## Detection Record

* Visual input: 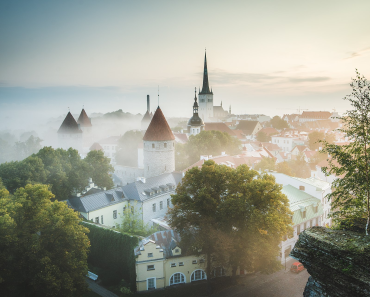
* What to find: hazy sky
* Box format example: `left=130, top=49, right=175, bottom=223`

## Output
left=1, top=0, right=370, bottom=129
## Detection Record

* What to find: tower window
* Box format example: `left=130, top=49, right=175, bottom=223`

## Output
left=164, top=143, right=167, bottom=148
left=152, top=143, right=155, bottom=148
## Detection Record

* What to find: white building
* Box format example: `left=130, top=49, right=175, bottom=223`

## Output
left=271, top=135, right=304, bottom=152
left=98, top=136, right=120, bottom=164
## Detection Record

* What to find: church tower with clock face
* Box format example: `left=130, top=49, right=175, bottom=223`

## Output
left=198, top=51, right=214, bottom=122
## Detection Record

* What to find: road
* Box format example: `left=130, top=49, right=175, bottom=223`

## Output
left=213, top=259, right=309, bottom=297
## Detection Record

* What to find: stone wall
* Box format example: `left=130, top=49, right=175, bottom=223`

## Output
left=290, top=227, right=370, bottom=297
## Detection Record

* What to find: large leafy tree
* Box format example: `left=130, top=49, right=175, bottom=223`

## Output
left=84, top=150, right=114, bottom=190
left=0, top=183, right=90, bottom=296
left=176, top=130, right=241, bottom=170
left=255, top=156, right=276, bottom=172
left=321, top=71, right=370, bottom=234
left=270, top=116, right=289, bottom=130
left=169, top=161, right=292, bottom=291
left=308, top=131, right=335, bottom=150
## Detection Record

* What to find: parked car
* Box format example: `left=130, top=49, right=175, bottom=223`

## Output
left=290, top=262, right=305, bottom=273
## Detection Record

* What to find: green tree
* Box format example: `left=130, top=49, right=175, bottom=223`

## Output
left=84, top=150, right=114, bottom=190
left=115, top=130, right=143, bottom=167
left=169, top=161, right=292, bottom=292
left=117, top=202, right=158, bottom=237
left=0, top=183, right=90, bottom=296
left=256, top=131, right=270, bottom=142
left=270, top=116, right=289, bottom=130
left=255, top=156, right=276, bottom=172
left=308, top=131, right=335, bottom=150
left=287, top=153, right=311, bottom=178
left=185, top=130, right=241, bottom=166
left=321, top=71, right=370, bottom=234
left=276, top=161, right=293, bottom=176
left=175, top=142, right=189, bottom=171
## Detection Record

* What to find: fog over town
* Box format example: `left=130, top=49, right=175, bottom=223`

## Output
left=1, top=1, right=370, bottom=297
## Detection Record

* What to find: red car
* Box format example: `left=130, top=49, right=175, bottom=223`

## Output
left=290, top=262, right=305, bottom=273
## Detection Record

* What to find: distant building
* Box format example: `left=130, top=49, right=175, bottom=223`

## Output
left=57, top=111, right=83, bottom=152
left=299, top=111, right=332, bottom=123
left=187, top=88, right=204, bottom=136
left=236, top=120, right=263, bottom=139
left=141, top=95, right=153, bottom=131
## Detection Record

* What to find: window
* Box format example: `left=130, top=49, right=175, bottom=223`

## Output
left=101, top=215, right=104, bottom=224
left=167, top=198, right=170, bottom=207
left=164, top=143, right=167, bottom=148
left=170, top=273, right=185, bottom=285
left=152, top=203, right=156, bottom=212
left=148, top=253, right=153, bottom=258
left=95, top=217, right=99, bottom=224
left=304, top=222, right=307, bottom=230
left=213, top=267, right=225, bottom=277
left=314, top=205, right=318, bottom=213
left=175, top=248, right=179, bottom=253
left=297, top=225, right=301, bottom=235
left=113, top=210, right=117, bottom=219
left=147, top=278, right=156, bottom=290
left=152, top=143, right=155, bottom=148
left=299, top=185, right=305, bottom=191
left=191, top=270, right=206, bottom=282
left=147, top=265, right=155, bottom=271
left=199, top=259, right=205, bottom=263
left=192, top=260, right=197, bottom=264
left=179, top=262, right=184, bottom=266
left=160, top=201, right=163, bottom=210
left=171, top=263, right=176, bottom=267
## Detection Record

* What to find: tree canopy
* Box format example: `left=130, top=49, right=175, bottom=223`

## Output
left=0, top=183, right=90, bottom=296
left=0, top=147, right=113, bottom=200
left=169, top=161, right=292, bottom=290
left=270, top=116, right=289, bottom=130
left=321, top=71, right=370, bottom=234
left=175, top=130, right=241, bottom=170
left=255, top=156, right=276, bottom=172
left=308, top=131, right=335, bottom=150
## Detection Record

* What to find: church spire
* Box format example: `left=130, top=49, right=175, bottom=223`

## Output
left=200, top=51, right=212, bottom=95
left=193, top=87, right=199, bottom=115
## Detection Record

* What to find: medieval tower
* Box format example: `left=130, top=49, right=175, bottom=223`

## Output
left=198, top=51, right=213, bottom=122
left=142, top=107, right=175, bottom=178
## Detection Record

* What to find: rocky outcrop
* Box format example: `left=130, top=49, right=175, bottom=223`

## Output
left=290, top=227, right=370, bottom=297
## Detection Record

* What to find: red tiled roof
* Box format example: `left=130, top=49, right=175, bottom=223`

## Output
left=58, top=112, right=82, bottom=134
left=89, top=142, right=103, bottom=151
left=143, top=107, right=175, bottom=141
left=301, top=111, right=332, bottom=119
left=205, top=122, right=236, bottom=136
left=77, top=109, right=92, bottom=127
left=174, top=133, right=189, bottom=144
left=259, top=127, right=279, bottom=136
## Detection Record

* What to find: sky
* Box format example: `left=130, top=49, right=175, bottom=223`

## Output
left=1, top=0, right=370, bottom=129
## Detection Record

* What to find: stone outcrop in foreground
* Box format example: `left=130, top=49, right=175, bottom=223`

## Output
left=290, top=227, right=370, bottom=297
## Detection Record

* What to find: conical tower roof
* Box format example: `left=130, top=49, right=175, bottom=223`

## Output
left=199, top=51, right=212, bottom=95
left=143, top=107, right=175, bottom=141
left=58, top=112, right=82, bottom=134
left=141, top=110, right=152, bottom=122
left=77, top=109, right=92, bottom=127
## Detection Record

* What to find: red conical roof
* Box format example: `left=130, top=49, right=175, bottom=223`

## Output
left=77, top=109, right=92, bottom=127
left=143, top=107, right=175, bottom=141
left=58, top=112, right=82, bottom=134
left=89, top=142, right=103, bottom=151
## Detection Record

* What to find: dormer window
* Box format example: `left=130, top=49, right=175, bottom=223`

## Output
left=171, top=263, right=176, bottom=267
left=148, top=253, right=153, bottom=258
left=192, top=260, right=197, bottom=264
left=175, top=248, right=179, bottom=253
left=302, top=211, right=306, bottom=219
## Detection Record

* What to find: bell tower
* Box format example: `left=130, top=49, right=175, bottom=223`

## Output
left=198, top=51, right=213, bottom=122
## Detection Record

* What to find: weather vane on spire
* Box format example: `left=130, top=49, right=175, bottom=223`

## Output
left=157, top=85, right=159, bottom=107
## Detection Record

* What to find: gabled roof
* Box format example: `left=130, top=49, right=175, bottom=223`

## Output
left=292, top=145, right=309, bottom=153
left=77, top=109, right=92, bottom=127
left=58, top=112, right=82, bottom=134
left=236, top=120, right=260, bottom=135
left=205, top=122, right=236, bottom=137
left=89, top=142, right=103, bottom=151
left=281, top=185, right=321, bottom=212
left=259, top=127, right=279, bottom=136
left=293, top=177, right=331, bottom=191
left=143, top=107, right=175, bottom=141
left=174, top=133, right=189, bottom=144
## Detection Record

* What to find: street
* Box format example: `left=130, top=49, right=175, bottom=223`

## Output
left=213, top=259, right=309, bottom=297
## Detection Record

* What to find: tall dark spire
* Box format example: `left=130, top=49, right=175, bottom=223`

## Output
left=200, top=51, right=212, bottom=95
left=193, top=87, right=198, bottom=115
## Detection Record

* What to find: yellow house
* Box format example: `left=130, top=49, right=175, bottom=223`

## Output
left=134, top=230, right=240, bottom=292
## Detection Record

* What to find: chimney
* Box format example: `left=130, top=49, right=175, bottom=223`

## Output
left=147, top=95, right=150, bottom=112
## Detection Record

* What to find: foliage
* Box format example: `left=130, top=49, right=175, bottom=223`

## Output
left=255, top=156, right=276, bottom=172
left=0, top=147, right=113, bottom=200
left=270, top=116, right=289, bottom=130
left=256, top=131, right=270, bottom=142
left=276, top=161, right=293, bottom=176
left=176, top=130, right=241, bottom=170
left=116, top=130, right=143, bottom=167
left=287, top=153, right=311, bottom=178
left=321, top=71, right=370, bottom=235
left=116, top=201, right=158, bottom=237
left=308, top=131, right=335, bottom=150
left=169, top=160, right=292, bottom=291
left=0, top=183, right=90, bottom=296
left=82, top=222, right=138, bottom=291
left=0, top=133, right=42, bottom=163
left=84, top=150, right=114, bottom=189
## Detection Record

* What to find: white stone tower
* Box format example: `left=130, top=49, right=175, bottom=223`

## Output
left=198, top=51, right=213, bottom=122
left=142, top=107, right=175, bottom=178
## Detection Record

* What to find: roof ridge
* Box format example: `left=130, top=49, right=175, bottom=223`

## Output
left=143, top=107, right=175, bottom=141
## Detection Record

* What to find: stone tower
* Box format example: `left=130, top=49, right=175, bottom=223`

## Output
left=142, top=107, right=175, bottom=178
left=198, top=51, right=213, bottom=122
left=187, top=87, right=204, bottom=136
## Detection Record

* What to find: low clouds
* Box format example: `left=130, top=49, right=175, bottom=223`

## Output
left=343, top=47, right=370, bottom=60
left=205, top=69, right=330, bottom=86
